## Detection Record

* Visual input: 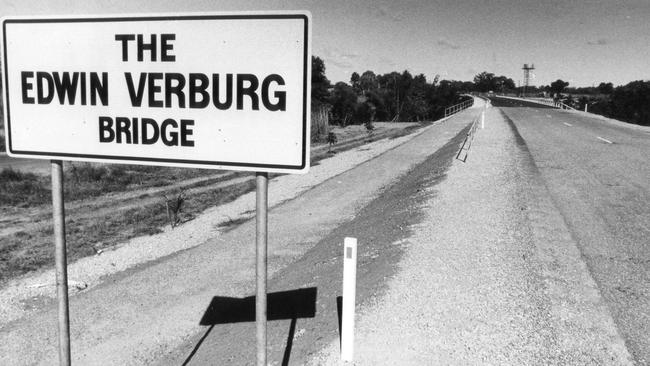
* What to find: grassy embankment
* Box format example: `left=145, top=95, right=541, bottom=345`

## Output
left=0, top=164, right=254, bottom=282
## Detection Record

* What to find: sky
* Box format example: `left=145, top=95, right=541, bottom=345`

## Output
left=2, top=0, right=649, bottom=87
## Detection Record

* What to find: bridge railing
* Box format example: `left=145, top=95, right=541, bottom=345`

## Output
left=557, top=101, right=576, bottom=110
left=456, top=102, right=487, bottom=162
left=525, top=97, right=556, bottom=107
left=493, top=95, right=576, bottom=110
left=444, top=98, right=474, bottom=117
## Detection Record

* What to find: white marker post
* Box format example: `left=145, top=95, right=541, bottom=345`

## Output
left=341, top=237, right=358, bottom=361
left=481, top=110, right=485, bottom=129
left=597, top=136, right=614, bottom=144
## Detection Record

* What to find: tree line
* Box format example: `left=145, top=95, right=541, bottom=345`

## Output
left=312, top=56, right=476, bottom=125
left=534, top=78, right=650, bottom=126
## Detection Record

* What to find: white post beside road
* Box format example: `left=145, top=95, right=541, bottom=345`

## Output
left=481, top=110, right=485, bottom=129
left=341, top=237, right=358, bottom=361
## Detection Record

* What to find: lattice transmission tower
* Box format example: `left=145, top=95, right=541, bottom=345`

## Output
left=522, top=63, right=535, bottom=97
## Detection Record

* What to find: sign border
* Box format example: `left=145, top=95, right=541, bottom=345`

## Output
left=1, top=12, right=311, bottom=173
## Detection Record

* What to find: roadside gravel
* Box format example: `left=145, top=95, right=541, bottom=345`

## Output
left=310, top=106, right=633, bottom=364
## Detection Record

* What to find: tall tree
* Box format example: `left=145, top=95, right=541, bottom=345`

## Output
left=609, top=80, right=650, bottom=126
left=350, top=72, right=361, bottom=94
left=494, top=76, right=515, bottom=92
left=550, top=79, right=570, bottom=94
left=329, top=82, right=357, bottom=126
left=402, top=73, right=428, bottom=121
left=359, top=70, right=378, bottom=94
left=597, top=82, right=614, bottom=95
left=473, top=72, right=496, bottom=92
left=472, top=72, right=515, bottom=93
left=311, top=56, right=331, bottom=103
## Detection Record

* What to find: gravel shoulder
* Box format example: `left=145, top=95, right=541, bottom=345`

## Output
left=310, top=106, right=633, bottom=365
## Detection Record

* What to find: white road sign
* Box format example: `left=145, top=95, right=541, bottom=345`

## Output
left=1, top=12, right=311, bottom=173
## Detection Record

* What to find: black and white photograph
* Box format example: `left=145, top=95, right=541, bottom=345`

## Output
left=0, top=1, right=649, bottom=365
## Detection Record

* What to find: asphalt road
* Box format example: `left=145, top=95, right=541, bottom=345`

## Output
left=490, top=96, right=650, bottom=365
left=2, top=98, right=647, bottom=364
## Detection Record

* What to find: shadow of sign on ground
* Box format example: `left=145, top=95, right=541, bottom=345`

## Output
left=183, top=287, right=317, bottom=366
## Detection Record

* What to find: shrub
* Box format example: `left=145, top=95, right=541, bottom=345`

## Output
left=609, top=80, right=650, bottom=126
left=163, top=190, right=186, bottom=228
left=69, top=163, right=109, bottom=183
left=365, top=120, right=375, bottom=132
left=326, top=132, right=337, bottom=152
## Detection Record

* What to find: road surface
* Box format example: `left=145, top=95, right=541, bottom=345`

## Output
left=309, top=98, right=632, bottom=365
left=2, top=97, right=648, bottom=365
left=490, top=96, right=650, bottom=364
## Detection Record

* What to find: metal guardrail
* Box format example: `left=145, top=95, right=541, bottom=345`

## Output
left=524, top=97, right=556, bottom=107
left=494, top=95, right=576, bottom=110
left=444, top=98, right=474, bottom=117
left=455, top=107, right=484, bottom=163
left=557, top=101, right=576, bottom=110
left=538, top=99, right=576, bottom=110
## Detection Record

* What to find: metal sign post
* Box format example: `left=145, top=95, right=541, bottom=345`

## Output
left=255, top=172, right=269, bottom=366
left=51, top=160, right=71, bottom=366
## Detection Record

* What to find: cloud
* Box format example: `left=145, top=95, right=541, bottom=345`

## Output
left=321, top=47, right=361, bottom=69
left=587, top=38, right=608, bottom=46
left=375, top=5, right=405, bottom=22
left=379, top=57, right=397, bottom=67
left=340, top=51, right=361, bottom=59
left=327, top=58, right=354, bottom=69
left=437, top=38, right=461, bottom=50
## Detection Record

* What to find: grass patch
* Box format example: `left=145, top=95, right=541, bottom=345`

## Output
left=0, top=232, right=53, bottom=282
left=0, top=177, right=258, bottom=284
left=0, top=163, right=221, bottom=208
left=0, top=167, right=50, bottom=207
left=65, top=163, right=216, bottom=201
